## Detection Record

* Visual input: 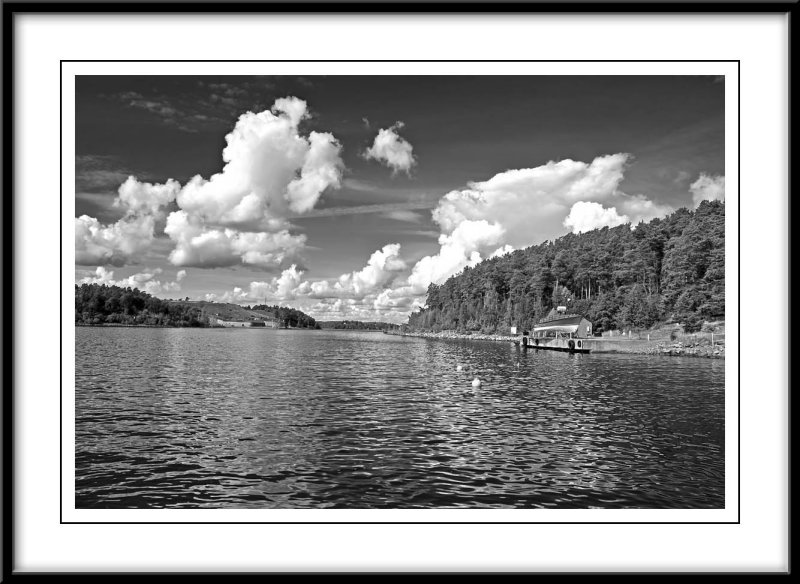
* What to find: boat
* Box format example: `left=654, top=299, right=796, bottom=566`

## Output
left=520, top=307, right=593, bottom=353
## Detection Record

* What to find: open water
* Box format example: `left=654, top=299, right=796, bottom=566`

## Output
left=75, top=327, right=725, bottom=509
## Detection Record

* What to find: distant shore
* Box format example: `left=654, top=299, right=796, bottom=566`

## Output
left=76, top=323, right=175, bottom=328
left=76, top=323, right=314, bottom=330
left=387, top=330, right=725, bottom=359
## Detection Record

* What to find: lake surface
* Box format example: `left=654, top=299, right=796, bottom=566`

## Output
left=75, top=327, right=725, bottom=509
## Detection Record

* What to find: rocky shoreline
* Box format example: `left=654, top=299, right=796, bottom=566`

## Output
left=641, top=340, right=725, bottom=359
left=388, top=330, right=518, bottom=343
left=387, top=330, right=724, bottom=359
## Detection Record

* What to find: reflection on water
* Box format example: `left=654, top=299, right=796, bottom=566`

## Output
left=75, top=328, right=724, bottom=508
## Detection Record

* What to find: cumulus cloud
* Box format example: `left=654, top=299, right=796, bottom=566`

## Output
left=75, top=175, right=182, bottom=266
left=115, top=176, right=181, bottom=215
left=77, top=97, right=344, bottom=270
left=371, top=154, right=676, bottom=311
left=273, top=264, right=306, bottom=300
left=78, top=266, right=187, bottom=296
left=690, top=174, right=725, bottom=207
left=201, top=244, right=412, bottom=323
left=200, top=153, right=682, bottom=322
left=490, top=244, right=515, bottom=258
left=405, top=154, right=651, bottom=292
left=214, top=243, right=409, bottom=306
left=290, top=244, right=407, bottom=302
left=563, top=201, right=629, bottom=234
left=75, top=213, right=157, bottom=266
left=405, top=220, right=505, bottom=293
left=618, top=194, right=674, bottom=226
left=307, top=295, right=421, bottom=324
left=164, top=210, right=307, bottom=268
left=431, top=154, right=631, bottom=241
left=339, top=243, right=407, bottom=297
left=164, top=97, right=343, bottom=268
left=204, top=287, right=250, bottom=304
left=363, top=122, right=416, bottom=175
left=287, top=131, right=346, bottom=214
left=175, top=97, right=342, bottom=226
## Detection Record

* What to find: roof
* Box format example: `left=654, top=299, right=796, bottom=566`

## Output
left=535, top=314, right=585, bottom=327
left=533, top=314, right=591, bottom=334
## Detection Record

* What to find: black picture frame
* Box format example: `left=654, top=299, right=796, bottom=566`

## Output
left=3, top=1, right=793, bottom=576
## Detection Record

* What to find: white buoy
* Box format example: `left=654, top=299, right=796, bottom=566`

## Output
left=472, top=377, right=482, bottom=387
left=456, top=364, right=463, bottom=372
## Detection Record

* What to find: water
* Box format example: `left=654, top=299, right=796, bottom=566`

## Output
left=75, top=327, right=725, bottom=509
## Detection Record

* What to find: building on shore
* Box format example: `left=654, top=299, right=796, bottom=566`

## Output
left=214, top=317, right=277, bottom=328
left=532, top=308, right=593, bottom=339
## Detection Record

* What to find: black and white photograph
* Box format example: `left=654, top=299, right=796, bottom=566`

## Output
left=6, top=7, right=789, bottom=575
left=71, top=72, right=729, bottom=512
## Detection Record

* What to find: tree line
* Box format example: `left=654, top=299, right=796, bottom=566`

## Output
left=408, top=200, right=724, bottom=334
left=248, top=304, right=318, bottom=329
left=75, top=285, right=321, bottom=329
left=316, top=320, right=397, bottom=330
left=75, top=284, right=206, bottom=327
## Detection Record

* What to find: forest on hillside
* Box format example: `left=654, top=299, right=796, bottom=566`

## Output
left=248, top=304, right=318, bottom=329
left=74, top=287, right=320, bottom=328
left=407, top=200, right=725, bottom=334
left=317, top=320, right=396, bottom=330
left=75, top=284, right=206, bottom=326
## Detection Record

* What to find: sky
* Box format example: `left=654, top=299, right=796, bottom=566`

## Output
left=74, top=75, right=725, bottom=323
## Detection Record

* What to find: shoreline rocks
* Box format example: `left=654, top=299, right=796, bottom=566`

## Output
left=389, top=330, right=725, bottom=359
left=646, top=340, right=725, bottom=359
left=390, top=330, right=519, bottom=343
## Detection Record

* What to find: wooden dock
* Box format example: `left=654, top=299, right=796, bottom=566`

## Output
left=522, top=336, right=665, bottom=354
left=522, top=337, right=591, bottom=353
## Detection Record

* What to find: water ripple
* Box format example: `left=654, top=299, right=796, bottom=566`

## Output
left=75, top=328, right=724, bottom=509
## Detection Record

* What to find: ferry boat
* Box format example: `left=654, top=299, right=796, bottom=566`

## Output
left=521, top=307, right=593, bottom=353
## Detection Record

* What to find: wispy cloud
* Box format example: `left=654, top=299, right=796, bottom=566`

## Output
left=108, top=78, right=282, bottom=132
left=75, top=155, right=156, bottom=222
left=293, top=201, right=435, bottom=219
left=341, top=178, right=376, bottom=193
left=75, top=155, right=137, bottom=192
left=119, top=91, right=179, bottom=117
left=380, top=210, right=423, bottom=223
left=673, top=170, right=692, bottom=185
left=636, top=116, right=724, bottom=159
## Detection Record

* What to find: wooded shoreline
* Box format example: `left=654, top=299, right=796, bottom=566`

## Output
left=408, top=201, right=724, bottom=336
